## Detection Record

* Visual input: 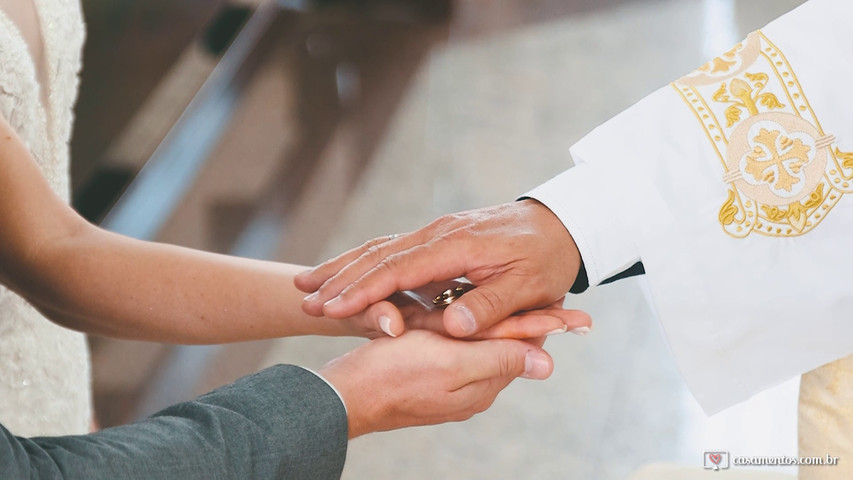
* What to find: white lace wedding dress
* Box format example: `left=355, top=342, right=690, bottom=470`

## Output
left=0, top=0, right=91, bottom=436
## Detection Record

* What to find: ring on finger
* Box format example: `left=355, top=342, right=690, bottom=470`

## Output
left=433, top=284, right=474, bottom=309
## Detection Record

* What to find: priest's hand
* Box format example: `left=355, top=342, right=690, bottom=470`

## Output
left=296, top=200, right=583, bottom=337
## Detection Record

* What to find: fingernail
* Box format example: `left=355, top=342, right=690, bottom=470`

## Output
left=305, top=292, right=319, bottom=303
left=324, top=297, right=342, bottom=310
left=523, top=351, right=550, bottom=379
left=546, top=326, right=568, bottom=336
left=378, top=315, right=396, bottom=337
left=450, top=305, right=477, bottom=335
left=569, top=326, right=591, bottom=336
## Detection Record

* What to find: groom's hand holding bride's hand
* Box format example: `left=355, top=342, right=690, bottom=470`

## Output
left=306, top=201, right=590, bottom=437
left=319, top=330, right=554, bottom=438
left=297, top=199, right=584, bottom=338
left=321, top=274, right=585, bottom=438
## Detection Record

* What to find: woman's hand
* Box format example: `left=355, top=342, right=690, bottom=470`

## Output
left=349, top=281, right=591, bottom=339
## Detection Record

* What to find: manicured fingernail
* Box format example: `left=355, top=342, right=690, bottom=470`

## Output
left=523, top=351, right=550, bottom=379
left=569, top=326, right=591, bottom=336
left=450, top=305, right=477, bottom=335
left=324, top=297, right=342, bottom=310
left=378, top=315, right=396, bottom=337
left=546, top=326, right=568, bottom=336
left=305, top=292, right=319, bottom=303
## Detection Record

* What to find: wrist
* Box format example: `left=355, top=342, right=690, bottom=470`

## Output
left=522, top=163, right=640, bottom=286
left=319, top=357, right=375, bottom=439
left=518, top=198, right=583, bottom=292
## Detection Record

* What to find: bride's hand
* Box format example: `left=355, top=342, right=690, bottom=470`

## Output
left=351, top=280, right=591, bottom=340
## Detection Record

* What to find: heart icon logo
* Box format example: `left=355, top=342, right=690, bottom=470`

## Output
left=709, top=453, right=722, bottom=465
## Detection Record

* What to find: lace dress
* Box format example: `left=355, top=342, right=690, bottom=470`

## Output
left=0, top=0, right=91, bottom=436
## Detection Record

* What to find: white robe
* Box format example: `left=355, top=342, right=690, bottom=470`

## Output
left=527, top=0, right=853, bottom=415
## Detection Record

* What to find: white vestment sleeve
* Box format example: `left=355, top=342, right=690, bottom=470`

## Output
left=527, top=0, right=853, bottom=413
left=525, top=163, right=641, bottom=287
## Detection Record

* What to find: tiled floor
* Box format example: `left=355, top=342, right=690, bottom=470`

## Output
left=255, top=0, right=807, bottom=478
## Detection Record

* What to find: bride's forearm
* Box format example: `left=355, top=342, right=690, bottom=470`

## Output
left=30, top=225, right=357, bottom=343
left=1, top=115, right=355, bottom=343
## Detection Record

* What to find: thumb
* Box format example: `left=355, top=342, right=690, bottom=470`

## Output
left=443, top=275, right=533, bottom=337
left=464, top=339, right=554, bottom=381
left=363, top=301, right=405, bottom=337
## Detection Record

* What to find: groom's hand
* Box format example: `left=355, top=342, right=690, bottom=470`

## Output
left=296, top=200, right=582, bottom=337
left=320, top=330, right=554, bottom=438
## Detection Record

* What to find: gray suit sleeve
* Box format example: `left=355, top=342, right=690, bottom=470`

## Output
left=0, top=365, right=348, bottom=480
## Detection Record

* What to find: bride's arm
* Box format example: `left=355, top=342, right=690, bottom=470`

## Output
left=0, top=115, right=588, bottom=343
left=0, top=115, right=379, bottom=343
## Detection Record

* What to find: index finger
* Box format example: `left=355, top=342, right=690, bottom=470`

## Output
left=294, top=233, right=406, bottom=293
left=320, top=239, right=475, bottom=318
left=298, top=233, right=427, bottom=317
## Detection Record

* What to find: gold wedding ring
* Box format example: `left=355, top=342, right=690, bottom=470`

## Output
left=433, top=285, right=472, bottom=309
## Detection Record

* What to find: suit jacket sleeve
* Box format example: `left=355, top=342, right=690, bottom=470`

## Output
left=525, top=0, right=853, bottom=413
left=0, top=365, right=348, bottom=480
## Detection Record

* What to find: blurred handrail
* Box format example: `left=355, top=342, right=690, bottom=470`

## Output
left=101, top=1, right=281, bottom=241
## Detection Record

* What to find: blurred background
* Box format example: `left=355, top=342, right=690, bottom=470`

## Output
left=75, top=0, right=806, bottom=478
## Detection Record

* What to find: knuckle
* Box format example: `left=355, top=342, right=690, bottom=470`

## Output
left=363, top=244, right=384, bottom=263
left=371, top=257, right=395, bottom=278
left=426, top=211, right=469, bottom=233
left=473, top=286, right=504, bottom=317
left=443, top=227, right=466, bottom=243
left=382, top=252, right=404, bottom=269
left=445, top=212, right=468, bottom=225
left=445, top=397, right=477, bottom=421
left=426, top=231, right=453, bottom=249
left=361, top=236, right=388, bottom=250
left=438, top=211, right=463, bottom=225
left=457, top=410, right=476, bottom=422
left=371, top=252, right=406, bottom=281
left=498, top=350, right=518, bottom=377
left=473, top=396, right=497, bottom=414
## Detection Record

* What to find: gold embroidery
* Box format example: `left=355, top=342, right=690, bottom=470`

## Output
left=713, top=74, right=785, bottom=126
left=758, top=184, right=825, bottom=233
left=680, top=32, right=762, bottom=87
left=719, top=189, right=738, bottom=225
left=701, top=55, right=737, bottom=75
left=837, top=147, right=853, bottom=169
left=744, top=128, right=810, bottom=192
left=673, top=30, right=853, bottom=238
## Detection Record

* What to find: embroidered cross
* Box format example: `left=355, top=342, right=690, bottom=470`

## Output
left=743, top=128, right=811, bottom=192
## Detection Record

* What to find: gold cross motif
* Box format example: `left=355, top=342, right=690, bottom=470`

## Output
left=743, top=128, right=811, bottom=192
